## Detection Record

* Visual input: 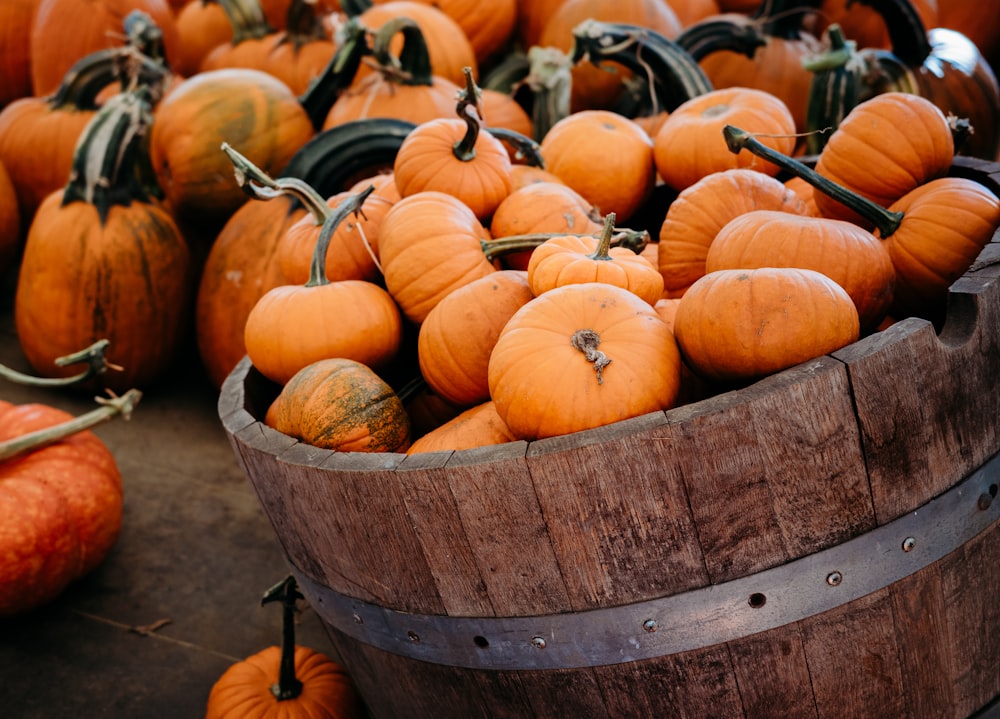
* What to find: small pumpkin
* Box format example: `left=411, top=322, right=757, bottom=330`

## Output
left=205, top=575, right=364, bottom=719
left=0, top=390, right=138, bottom=616
left=527, top=213, right=663, bottom=305
left=488, top=281, right=682, bottom=440
left=265, top=358, right=411, bottom=453
left=241, top=182, right=403, bottom=386
left=673, top=267, right=861, bottom=384
left=406, top=401, right=518, bottom=454
left=417, top=269, right=533, bottom=408
left=653, top=86, right=797, bottom=192
left=393, top=68, right=514, bottom=221
left=657, top=168, right=811, bottom=298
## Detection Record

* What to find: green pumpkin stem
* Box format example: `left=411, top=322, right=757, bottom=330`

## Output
left=49, top=45, right=167, bottom=111
left=261, top=576, right=305, bottom=702
left=588, top=213, right=618, bottom=261
left=216, top=0, right=274, bottom=44
left=0, top=340, right=122, bottom=388
left=282, top=0, right=327, bottom=50
left=675, top=18, right=768, bottom=62
left=0, top=389, right=142, bottom=463
left=221, top=142, right=331, bottom=221
left=369, top=17, right=434, bottom=86
left=722, top=124, right=904, bottom=237
left=298, top=16, right=370, bottom=130
left=481, top=226, right=649, bottom=263
left=306, top=184, right=376, bottom=288
left=486, top=126, right=545, bottom=167
left=453, top=67, right=483, bottom=162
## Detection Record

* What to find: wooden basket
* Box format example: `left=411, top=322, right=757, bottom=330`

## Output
left=219, top=158, right=1000, bottom=719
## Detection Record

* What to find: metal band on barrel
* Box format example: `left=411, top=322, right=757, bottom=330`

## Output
left=293, top=452, right=1000, bottom=671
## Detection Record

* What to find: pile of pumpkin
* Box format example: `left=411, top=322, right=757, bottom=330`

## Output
left=1, top=0, right=1000, bottom=446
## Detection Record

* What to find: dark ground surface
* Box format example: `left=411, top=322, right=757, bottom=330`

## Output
left=0, top=267, right=334, bottom=718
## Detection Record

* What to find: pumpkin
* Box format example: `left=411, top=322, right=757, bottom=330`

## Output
left=816, top=0, right=938, bottom=50
left=406, top=401, right=518, bottom=454
left=29, top=0, right=181, bottom=96
left=724, top=123, right=1000, bottom=322
left=173, top=0, right=234, bottom=77
left=0, top=158, right=21, bottom=277
left=0, top=0, right=39, bottom=109
left=527, top=213, right=664, bottom=305
left=0, top=391, right=138, bottom=616
left=538, top=0, right=683, bottom=112
left=354, top=1, right=477, bottom=88
left=488, top=282, right=682, bottom=440
left=241, top=182, right=404, bottom=386
left=653, top=87, right=797, bottom=192
left=377, top=190, right=498, bottom=324
left=852, top=0, right=1000, bottom=161
left=417, top=270, right=533, bottom=408
left=14, top=90, right=192, bottom=393
left=265, top=358, right=411, bottom=452
left=705, top=210, right=896, bottom=330
left=937, top=1, right=1000, bottom=71
left=812, top=92, right=955, bottom=226
left=393, top=68, right=514, bottom=221
left=692, top=0, right=824, bottom=132
left=322, top=18, right=462, bottom=131
left=540, top=110, right=656, bottom=221
left=674, top=267, right=861, bottom=383
left=657, top=168, right=811, bottom=298
left=200, top=0, right=337, bottom=95
left=149, top=67, right=314, bottom=230
left=205, top=575, right=364, bottom=719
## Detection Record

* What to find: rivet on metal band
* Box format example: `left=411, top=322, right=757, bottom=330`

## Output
left=292, top=452, right=1000, bottom=672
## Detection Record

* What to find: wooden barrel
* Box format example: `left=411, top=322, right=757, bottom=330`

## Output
left=219, top=158, right=1000, bottom=719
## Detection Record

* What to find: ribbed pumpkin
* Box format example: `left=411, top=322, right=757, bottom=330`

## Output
left=657, top=168, right=811, bottom=298
left=674, top=267, right=861, bottom=384
left=205, top=576, right=364, bottom=719
left=149, top=68, right=314, bottom=229
left=527, top=214, right=664, bottom=305
left=243, top=186, right=404, bottom=386
left=488, top=282, right=682, bottom=440
left=265, top=358, right=411, bottom=452
left=393, top=69, right=514, bottom=221
left=417, top=270, right=533, bottom=408
left=172, top=0, right=234, bottom=77
left=0, top=396, right=132, bottom=617
left=14, top=91, right=191, bottom=392
left=705, top=210, right=896, bottom=330
left=812, top=92, right=955, bottom=226
left=377, top=190, right=498, bottom=324
left=653, top=87, right=797, bottom=192
left=406, top=401, right=518, bottom=454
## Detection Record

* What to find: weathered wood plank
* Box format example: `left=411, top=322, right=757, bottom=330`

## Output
left=663, top=357, right=874, bottom=583
left=728, top=625, right=817, bottom=718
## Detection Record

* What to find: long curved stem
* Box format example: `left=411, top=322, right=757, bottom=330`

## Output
left=722, top=124, right=904, bottom=237
left=306, top=185, right=375, bottom=288
left=0, top=340, right=122, bottom=387
left=481, top=226, right=649, bottom=263
left=221, top=142, right=330, bottom=222
left=0, top=389, right=142, bottom=463
left=453, top=67, right=482, bottom=162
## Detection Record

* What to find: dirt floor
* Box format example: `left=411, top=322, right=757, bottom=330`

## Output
left=0, top=268, right=335, bottom=718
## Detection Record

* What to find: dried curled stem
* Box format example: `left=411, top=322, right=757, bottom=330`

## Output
left=571, top=329, right=611, bottom=384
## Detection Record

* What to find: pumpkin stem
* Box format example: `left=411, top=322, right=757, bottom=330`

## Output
left=570, top=329, right=611, bottom=385
left=122, top=10, right=169, bottom=67
left=281, top=0, right=327, bottom=51
left=675, top=17, right=768, bottom=63
left=722, top=124, right=904, bottom=237
left=261, top=575, right=305, bottom=702
left=306, top=184, right=376, bottom=288
left=752, top=0, right=822, bottom=39
left=588, top=213, right=618, bottom=261
left=216, top=0, right=274, bottom=44
left=221, top=142, right=331, bottom=222
left=481, top=226, right=649, bottom=263
left=48, top=44, right=168, bottom=111
left=0, top=389, right=142, bottom=463
left=453, top=67, right=484, bottom=162
left=0, top=340, right=122, bottom=388
left=486, top=127, right=545, bottom=168
left=62, top=88, right=159, bottom=225
left=803, top=24, right=862, bottom=155
left=850, top=0, right=932, bottom=67
left=368, top=17, right=434, bottom=87
left=297, top=16, right=370, bottom=130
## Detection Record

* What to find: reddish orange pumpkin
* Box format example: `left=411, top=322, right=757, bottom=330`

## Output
left=0, top=400, right=125, bottom=616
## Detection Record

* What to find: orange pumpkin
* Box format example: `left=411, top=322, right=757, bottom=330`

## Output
left=417, top=270, right=533, bottom=407
left=243, top=186, right=404, bottom=386
left=0, top=394, right=133, bottom=616
left=653, top=87, right=797, bottom=191
left=527, top=213, right=664, bottom=305
left=15, top=91, right=192, bottom=392
left=488, top=282, right=682, bottom=439
left=406, top=401, right=518, bottom=454
left=173, top=0, right=234, bottom=77
left=674, top=267, right=861, bottom=383
left=540, top=110, right=656, bottom=221
left=657, top=168, right=811, bottom=298
left=393, top=69, right=514, bottom=220
left=0, top=0, right=39, bottom=109
left=265, top=358, right=411, bottom=452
